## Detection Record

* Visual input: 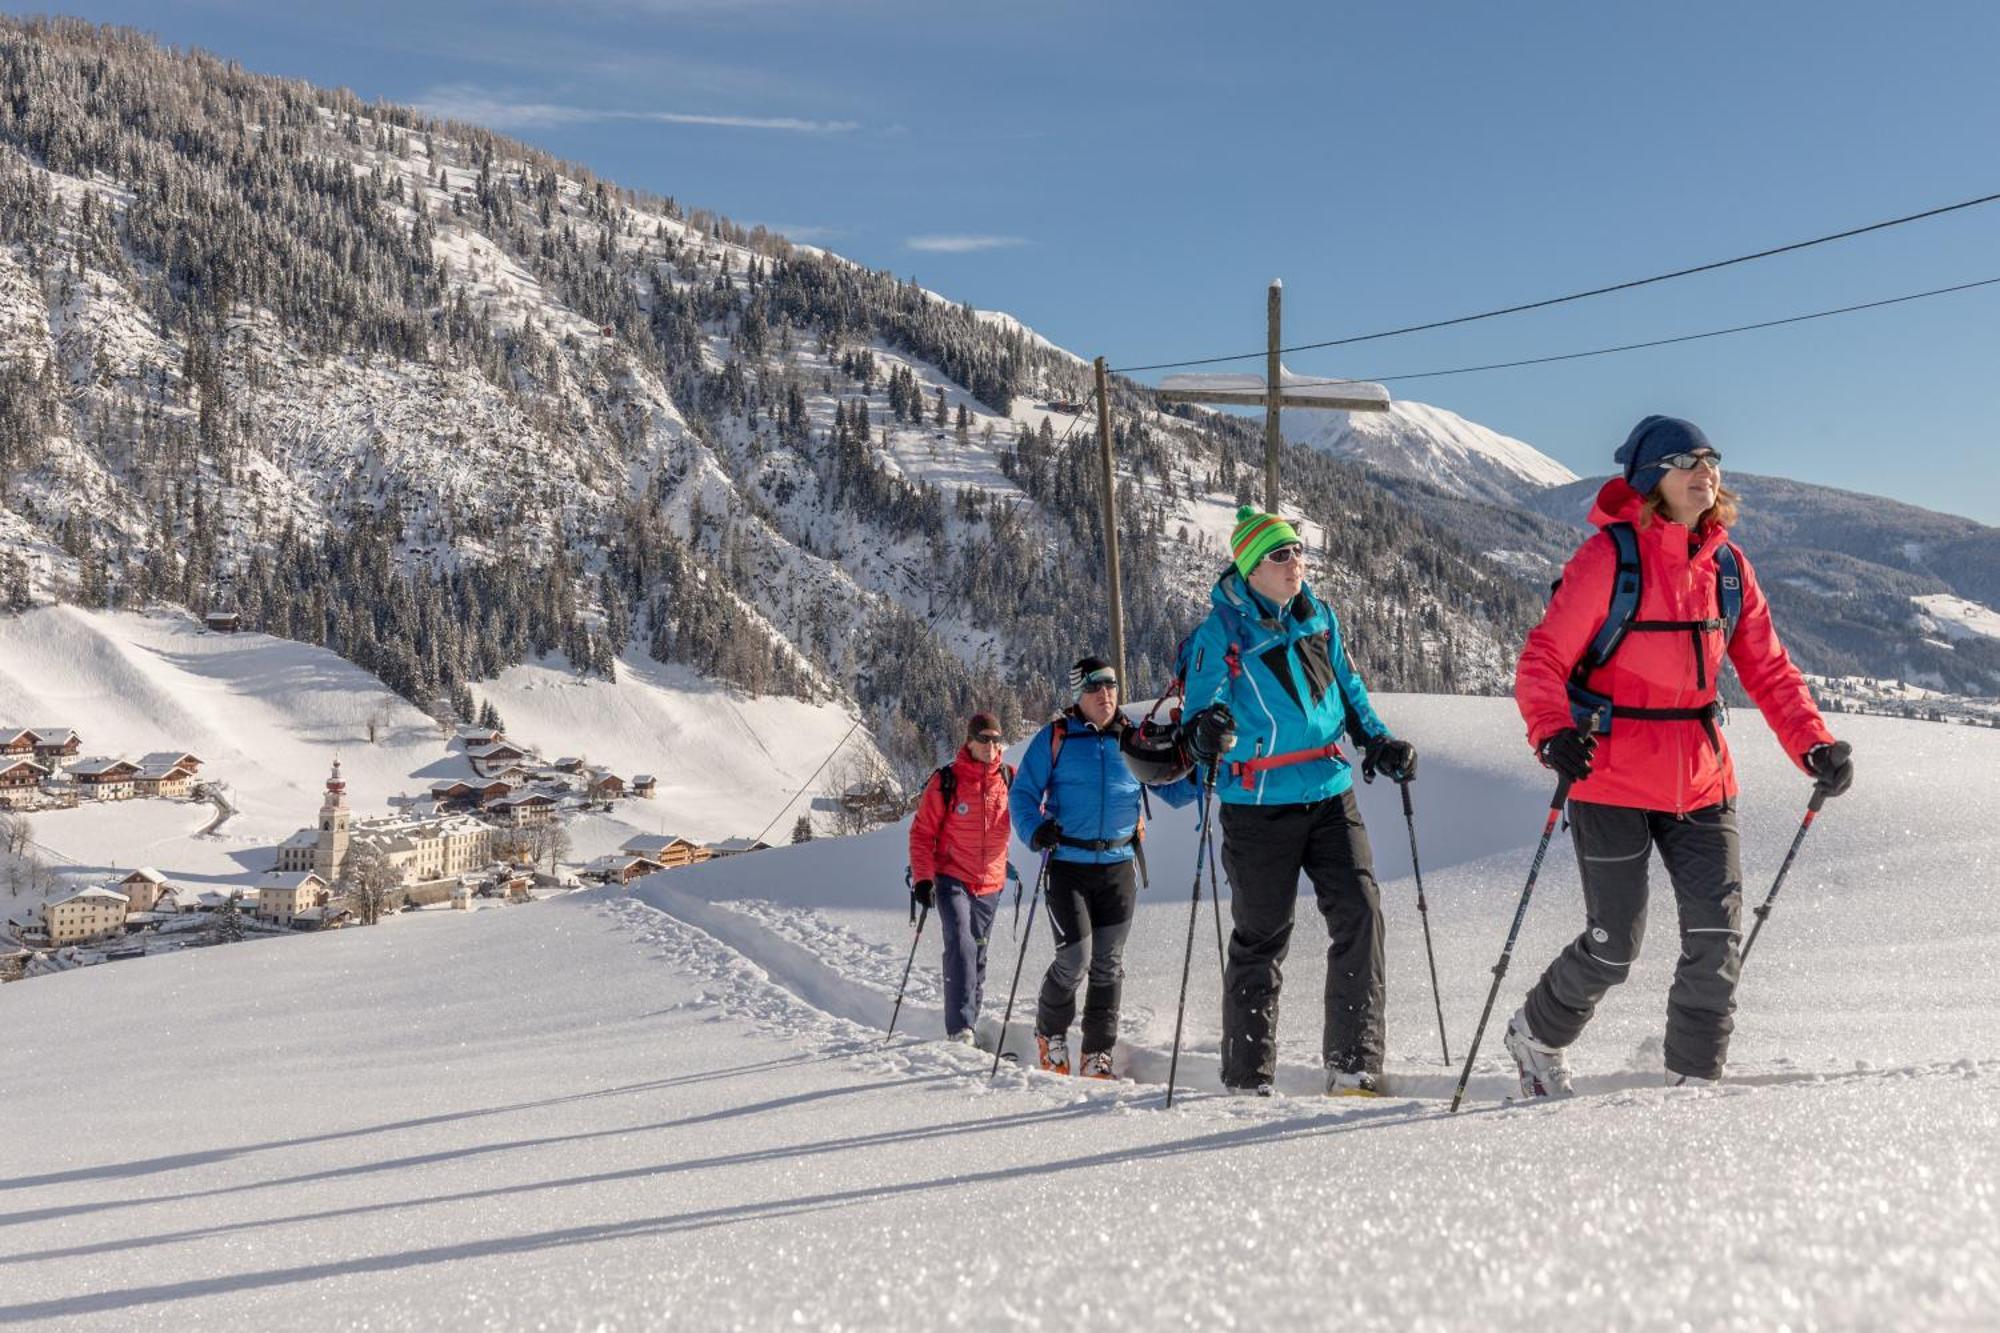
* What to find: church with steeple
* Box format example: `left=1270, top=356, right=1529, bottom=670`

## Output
left=275, top=759, right=493, bottom=889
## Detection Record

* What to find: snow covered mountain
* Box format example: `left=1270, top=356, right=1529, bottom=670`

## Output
left=1287, top=399, right=1578, bottom=504
left=0, top=17, right=1543, bottom=786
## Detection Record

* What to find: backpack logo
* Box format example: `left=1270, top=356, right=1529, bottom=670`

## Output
left=955, top=802, right=970, bottom=816
left=1721, top=575, right=1740, bottom=590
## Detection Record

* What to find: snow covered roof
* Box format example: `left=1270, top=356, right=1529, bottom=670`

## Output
left=0, top=757, right=49, bottom=778
left=30, top=728, right=79, bottom=746
left=119, top=867, right=169, bottom=885
left=70, top=757, right=139, bottom=778
left=709, top=837, right=771, bottom=854
left=620, top=834, right=697, bottom=856
left=1157, top=366, right=1391, bottom=410
left=583, top=854, right=662, bottom=874
left=51, top=886, right=129, bottom=906
left=632, top=774, right=655, bottom=784
left=0, top=728, right=35, bottom=746
left=259, top=871, right=327, bottom=892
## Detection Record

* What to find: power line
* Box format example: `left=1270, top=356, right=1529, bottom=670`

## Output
left=1244, top=275, right=2000, bottom=388
left=751, top=385, right=1101, bottom=845
left=1109, top=188, right=2000, bottom=374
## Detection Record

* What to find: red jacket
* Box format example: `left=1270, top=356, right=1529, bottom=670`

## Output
left=908, top=746, right=1013, bottom=895
left=1516, top=479, right=1834, bottom=814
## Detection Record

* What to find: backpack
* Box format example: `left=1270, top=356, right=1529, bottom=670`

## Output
left=1561, top=521, right=1744, bottom=737
left=934, top=760, right=1014, bottom=810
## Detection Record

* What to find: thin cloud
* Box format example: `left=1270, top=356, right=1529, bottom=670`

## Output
left=905, top=234, right=1030, bottom=254
left=414, top=84, right=859, bottom=134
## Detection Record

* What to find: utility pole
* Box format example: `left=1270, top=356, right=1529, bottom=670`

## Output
left=1157, top=280, right=1390, bottom=516
left=1093, top=356, right=1126, bottom=686
left=1265, top=279, right=1282, bottom=513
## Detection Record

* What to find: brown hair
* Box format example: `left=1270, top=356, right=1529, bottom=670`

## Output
left=1639, top=482, right=1739, bottom=532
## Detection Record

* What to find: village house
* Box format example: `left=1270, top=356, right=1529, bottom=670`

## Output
left=43, top=886, right=130, bottom=946
left=256, top=871, right=329, bottom=925
left=0, top=757, right=49, bottom=807
left=138, top=750, right=203, bottom=775
left=0, top=729, right=36, bottom=758
left=708, top=837, right=773, bottom=858
left=631, top=774, right=656, bottom=799
left=69, top=757, right=141, bottom=800
left=618, top=834, right=711, bottom=869
left=30, top=729, right=81, bottom=769
left=455, top=725, right=504, bottom=747
left=465, top=740, right=531, bottom=775
left=133, top=762, right=195, bottom=799
left=486, top=790, right=558, bottom=827
left=114, top=868, right=173, bottom=914
left=588, top=772, right=625, bottom=801
left=203, top=609, right=240, bottom=633
left=580, top=854, right=665, bottom=886
left=429, top=777, right=510, bottom=812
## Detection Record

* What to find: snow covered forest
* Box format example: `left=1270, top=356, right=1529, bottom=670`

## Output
left=0, top=17, right=1543, bottom=781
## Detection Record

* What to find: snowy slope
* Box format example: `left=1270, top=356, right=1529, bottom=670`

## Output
left=1289, top=399, right=1579, bottom=504
left=1913, top=592, right=2000, bottom=643
left=0, top=607, right=876, bottom=894
left=2, top=698, right=1994, bottom=1328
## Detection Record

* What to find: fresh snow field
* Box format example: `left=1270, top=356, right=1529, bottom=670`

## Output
left=0, top=607, right=875, bottom=896
left=2, top=695, right=1995, bottom=1328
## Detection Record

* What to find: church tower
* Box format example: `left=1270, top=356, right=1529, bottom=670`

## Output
left=312, top=758, right=351, bottom=882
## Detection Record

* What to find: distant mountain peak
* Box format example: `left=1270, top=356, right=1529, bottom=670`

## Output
left=1288, top=400, right=1578, bottom=504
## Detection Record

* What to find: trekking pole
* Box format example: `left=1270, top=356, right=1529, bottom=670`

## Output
left=1740, top=785, right=1828, bottom=968
left=884, top=901, right=930, bottom=1043
left=990, top=851, right=1052, bottom=1080
left=1008, top=862, right=1023, bottom=938
left=1400, top=779, right=1451, bottom=1065
left=1165, top=766, right=1220, bottom=1109
left=1449, top=773, right=1575, bottom=1114
left=1206, top=807, right=1226, bottom=979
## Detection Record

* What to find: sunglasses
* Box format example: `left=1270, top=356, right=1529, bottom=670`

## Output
left=1262, top=544, right=1304, bottom=566
left=972, top=732, right=1003, bottom=744
left=1657, top=450, right=1723, bottom=472
left=1080, top=673, right=1119, bottom=694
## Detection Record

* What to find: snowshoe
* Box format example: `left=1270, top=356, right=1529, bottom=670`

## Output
left=1503, top=1009, right=1574, bottom=1099
left=1225, top=1082, right=1275, bottom=1098
left=1665, top=1071, right=1720, bottom=1088
left=1079, top=1051, right=1115, bottom=1081
left=1325, top=1069, right=1384, bottom=1098
left=1036, top=1033, right=1070, bottom=1075
left=945, top=1029, right=977, bottom=1048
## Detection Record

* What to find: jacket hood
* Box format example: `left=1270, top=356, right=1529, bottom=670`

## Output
left=1210, top=566, right=1313, bottom=624
left=1587, top=477, right=1731, bottom=552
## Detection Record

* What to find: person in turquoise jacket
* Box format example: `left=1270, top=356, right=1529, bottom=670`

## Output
left=1179, top=506, right=1417, bottom=1096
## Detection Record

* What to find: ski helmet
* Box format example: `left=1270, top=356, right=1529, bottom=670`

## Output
left=1121, top=717, right=1193, bottom=786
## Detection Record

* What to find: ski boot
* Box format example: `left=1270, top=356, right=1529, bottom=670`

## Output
left=1035, top=1033, right=1070, bottom=1075
left=945, top=1029, right=976, bottom=1048
left=1326, top=1069, right=1384, bottom=1098
left=1079, top=1050, right=1115, bottom=1081
left=1503, top=1009, right=1574, bottom=1098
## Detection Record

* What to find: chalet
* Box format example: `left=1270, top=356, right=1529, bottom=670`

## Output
left=618, top=834, right=710, bottom=869
left=0, top=757, right=49, bottom=806
left=133, top=763, right=195, bottom=799
left=138, top=751, right=203, bottom=775
left=631, top=774, right=657, bottom=799
left=588, top=773, right=625, bottom=800
left=708, top=837, right=773, bottom=858
left=70, top=757, right=141, bottom=800
left=580, top=854, right=665, bottom=886
left=549, top=756, right=587, bottom=774
left=456, top=725, right=504, bottom=746
left=204, top=610, right=240, bottom=633
left=289, top=903, right=349, bottom=931
left=114, top=867, right=173, bottom=913
left=43, top=886, right=129, bottom=946
left=430, top=777, right=510, bottom=811
left=30, top=729, right=81, bottom=768
left=257, top=871, right=330, bottom=925
left=466, top=741, right=531, bottom=774
left=0, top=729, right=36, bottom=757
left=486, top=791, right=558, bottom=827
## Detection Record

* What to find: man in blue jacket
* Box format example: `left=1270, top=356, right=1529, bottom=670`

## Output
left=1011, top=655, right=1198, bottom=1079
left=1179, top=507, right=1417, bottom=1096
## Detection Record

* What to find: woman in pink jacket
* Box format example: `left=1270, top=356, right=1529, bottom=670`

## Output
left=1504, top=416, right=1853, bottom=1096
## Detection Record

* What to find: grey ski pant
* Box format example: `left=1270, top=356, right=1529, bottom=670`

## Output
left=1523, top=799, right=1744, bottom=1080
left=1218, top=790, right=1384, bottom=1086
left=1035, top=858, right=1138, bottom=1055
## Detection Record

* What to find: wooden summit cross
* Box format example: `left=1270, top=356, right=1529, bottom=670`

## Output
left=1156, top=279, right=1391, bottom=512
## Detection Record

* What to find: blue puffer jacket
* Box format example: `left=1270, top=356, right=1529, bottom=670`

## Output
left=1181, top=569, right=1391, bottom=806
left=1010, top=711, right=1198, bottom=865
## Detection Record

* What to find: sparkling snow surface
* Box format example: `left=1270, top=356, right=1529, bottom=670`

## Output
left=2, top=699, right=1995, bottom=1329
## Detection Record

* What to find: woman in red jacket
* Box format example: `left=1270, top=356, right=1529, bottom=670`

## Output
left=1504, top=416, right=1854, bottom=1096
left=908, top=711, right=1015, bottom=1044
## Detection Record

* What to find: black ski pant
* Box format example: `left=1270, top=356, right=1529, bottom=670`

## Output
left=1218, top=790, right=1384, bottom=1086
left=1034, top=857, right=1137, bottom=1055
left=1522, top=798, right=1743, bottom=1080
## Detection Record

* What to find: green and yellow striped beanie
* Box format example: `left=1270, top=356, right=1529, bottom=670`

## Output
left=1230, top=505, right=1301, bottom=577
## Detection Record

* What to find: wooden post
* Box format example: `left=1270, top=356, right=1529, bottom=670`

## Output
left=1093, top=356, right=1127, bottom=686
left=1265, top=279, right=1282, bottom=513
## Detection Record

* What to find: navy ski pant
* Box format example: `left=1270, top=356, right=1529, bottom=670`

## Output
left=1218, top=790, right=1385, bottom=1086
left=1034, top=858, right=1138, bottom=1055
left=1522, top=799, right=1743, bottom=1080
left=935, top=876, right=997, bottom=1038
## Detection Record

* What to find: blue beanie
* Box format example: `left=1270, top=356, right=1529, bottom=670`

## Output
left=1615, top=416, right=1712, bottom=496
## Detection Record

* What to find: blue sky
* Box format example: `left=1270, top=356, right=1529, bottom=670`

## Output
left=37, top=1, right=2000, bottom=521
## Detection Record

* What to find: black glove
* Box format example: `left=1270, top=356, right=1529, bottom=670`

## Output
left=1804, top=741, right=1853, bottom=798
left=911, top=878, right=934, bottom=912
left=1362, top=736, right=1417, bottom=784
left=1030, top=821, right=1063, bottom=852
left=1183, top=704, right=1237, bottom=761
left=1537, top=727, right=1597, bottom=783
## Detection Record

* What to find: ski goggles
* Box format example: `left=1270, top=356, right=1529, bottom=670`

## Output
left=1078, top=670, right=1119, bottom=695
left=1261, top=543, right=1304, bottom=565
left=1656, top=449, right=1723, bottom=472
